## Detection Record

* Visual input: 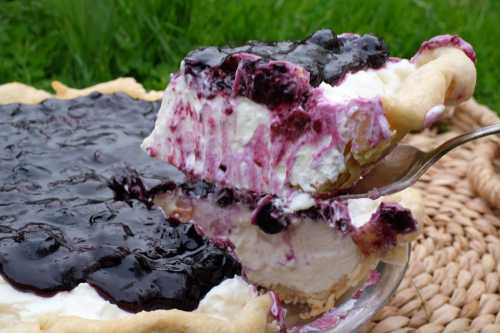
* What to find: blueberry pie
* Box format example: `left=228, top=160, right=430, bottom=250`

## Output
left=0, top=30, right=476, bottom=332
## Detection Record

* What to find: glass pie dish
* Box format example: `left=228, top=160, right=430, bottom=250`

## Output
left=294, top=245, right=410, bottom=333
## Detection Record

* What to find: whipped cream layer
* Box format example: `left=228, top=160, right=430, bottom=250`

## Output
left=0, top=277, right=129, bottom=325
left=196, top=276, right=259, bottom=321
left=0, top=275, right=260, bottom=327
left=142, top=63, right=397, bottom=200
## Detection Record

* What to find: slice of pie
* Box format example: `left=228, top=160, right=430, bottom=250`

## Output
left=0, top=29, right=476, bottom=333
left=142, top=31, right=475, bottom=201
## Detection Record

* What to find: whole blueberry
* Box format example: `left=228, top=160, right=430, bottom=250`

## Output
left=253, top=202, right=289, bottom=234
left=308, top=29, right=340, bottom=50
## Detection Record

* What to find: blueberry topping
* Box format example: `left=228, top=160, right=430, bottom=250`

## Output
left=351, top=202, right=417, bottom=256
left=308, top=29, right=340, bottom=50
left=86, top=219, right=240, bottom=312
left=215, top=188, right=235, bottom=207
left=377, top=203, right=417, bottom=234
left=180, top=179, right=215, bottom=199
left=252, top=199, right=289, bottom=234
left=271, top=110, right=311, bottom=141
left=183, top=29, right=389, bottom=105
left=108, top=167, right=150, bottom=206
left=234, top=60, right=309, bottom=107
left=0, top=94, right=240, bottom=312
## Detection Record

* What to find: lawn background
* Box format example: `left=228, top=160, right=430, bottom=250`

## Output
left=1, top=0, right=498, bottom=112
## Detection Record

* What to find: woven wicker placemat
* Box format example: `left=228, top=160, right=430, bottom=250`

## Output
left=359, top=100, right=500, bottom=333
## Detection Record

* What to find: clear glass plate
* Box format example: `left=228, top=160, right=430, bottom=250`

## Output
left=292, top=244, right=410, bottom=333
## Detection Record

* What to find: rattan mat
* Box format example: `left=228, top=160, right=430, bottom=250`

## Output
left=359, top=100, right=500, bottom=333
left=0, top=81, right=498, bottom=333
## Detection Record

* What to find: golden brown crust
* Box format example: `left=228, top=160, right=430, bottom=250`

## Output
left=51, top=79, right=163, bottom=101
left=0, top=82, right=52, bottom=105
left=275, top=256, right=378, bottom=320
left=383, top=47, right=476, bottom=132
left=0, top=78, right=162, bottom=105
left=0, top=295, right=276, bottom=333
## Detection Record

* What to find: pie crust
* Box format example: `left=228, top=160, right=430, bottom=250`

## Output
left=1, top=295, right=274, bottom=333
left=383, top=45, right=476, bottom=132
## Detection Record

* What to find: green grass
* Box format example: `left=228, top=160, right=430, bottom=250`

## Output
left=1, top=0, right=498, bottom=112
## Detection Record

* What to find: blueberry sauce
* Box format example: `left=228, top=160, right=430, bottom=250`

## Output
left=351, top=202, right=417, bottom=256
left=0, top=93, right=240, bottom=312
left=251, top=195, right=289, bottom=234
left=183, top=29, right=389, bottom=106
